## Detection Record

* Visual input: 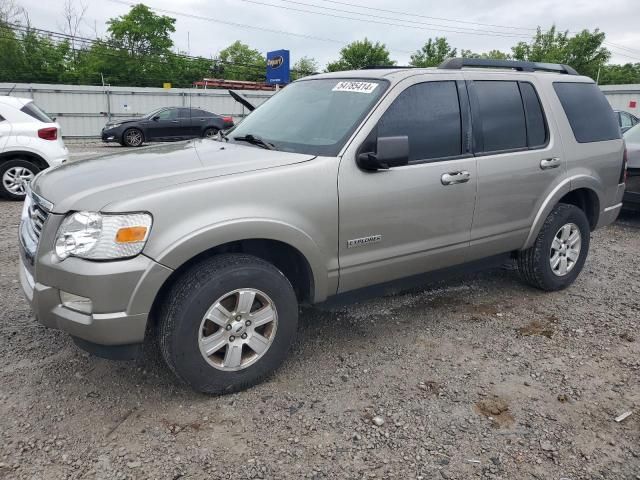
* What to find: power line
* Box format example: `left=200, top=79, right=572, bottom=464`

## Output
left=268, top=0, right=533, bottom=36
left=279, top=0, right=640, bottom=59
left=308, top=0, right=541, bottom=32
left=238, top=0, right=531, bottom=39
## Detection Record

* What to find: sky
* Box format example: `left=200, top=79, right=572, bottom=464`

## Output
left=15, top=0, right=640, bottom=68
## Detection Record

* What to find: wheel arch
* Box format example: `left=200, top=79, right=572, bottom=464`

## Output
left=523, top=176, right=602, bottom=249
left=145, top=237, right=318, bottom=332
left=0, top=150, right=49, bottom=170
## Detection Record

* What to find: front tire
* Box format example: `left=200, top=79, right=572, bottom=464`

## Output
left=122, top=128, right=144, bottom=147
left=0, top=159, right=40, bottom=201
left=517, top=203, right=590, bottom=291
left=158, top=254, right=298, bottom=394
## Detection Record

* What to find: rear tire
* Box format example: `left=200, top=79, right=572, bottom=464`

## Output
left=158, top=254, right=298, bottom=394
left=0, top=159, right=40, bottom=201
left=517, top=203, right=590, bottom=291
left=122, top=128, right=144, bottom=147
left=203, top=127, right=219, bottom=139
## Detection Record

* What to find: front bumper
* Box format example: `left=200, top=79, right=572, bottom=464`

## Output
left=623, top=169, right=640, bottom=209
left=18, top=210, right=173, bottom=348
left=19, top=256, right=148, bottom=345
left=101, top=127, right=123, bottom=143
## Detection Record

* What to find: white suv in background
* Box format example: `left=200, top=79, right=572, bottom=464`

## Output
left=0, top=96, right=69, bottom=200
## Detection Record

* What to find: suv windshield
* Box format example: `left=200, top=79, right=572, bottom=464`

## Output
left=229, top=78, right=388, bottom=156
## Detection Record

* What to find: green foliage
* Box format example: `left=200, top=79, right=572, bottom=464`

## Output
left=106, top=3, right=175, bottom=56
left=598, top=63, right=640, bottom=85
left=292, top=56, right=319, bottom=80
left=326, top=38, right=394, bottom=72
left=0, top=6, right=636, bottom=87
left=511, top=26, right=610, bottom=79
left=216, top=40, right=266, bottom=81
left=410, top=37, right=456, bottom=67
left=461, top=49, right=510, bottom=60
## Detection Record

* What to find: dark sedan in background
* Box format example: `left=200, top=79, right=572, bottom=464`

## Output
left=623, top=124, right=640, bottom=210
left=102, top=106, right=234, bottom=147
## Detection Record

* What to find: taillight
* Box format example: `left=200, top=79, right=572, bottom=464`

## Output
left=38, top=127, right=57, bottom=140
left=222, top=116, right=234, bottom=124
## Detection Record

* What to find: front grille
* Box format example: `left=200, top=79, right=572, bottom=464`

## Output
left=21, top=192, right=51, bottom=256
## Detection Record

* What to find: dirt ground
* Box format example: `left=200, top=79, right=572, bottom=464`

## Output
left=0, top=147, right=639, bottom=479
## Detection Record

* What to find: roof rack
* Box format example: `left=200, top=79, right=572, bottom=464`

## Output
left=361, top=65, right=416, bottom=70
left=438, top=58, right=578, bottom=75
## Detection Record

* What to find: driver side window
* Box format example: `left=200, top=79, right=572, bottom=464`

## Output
left=157, top=109, right=177, bottom=121
left=378, top=81, right=462, bottom=163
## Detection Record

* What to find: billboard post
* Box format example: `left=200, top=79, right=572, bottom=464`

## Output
left=266, top=50, right=290, bottom=85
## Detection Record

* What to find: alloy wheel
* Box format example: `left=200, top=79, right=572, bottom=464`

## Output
left=2, top=166, right=34, bottom=195
left=198, top=288, right=278, bottom=371
left=549, top=222, right=581, bottom=276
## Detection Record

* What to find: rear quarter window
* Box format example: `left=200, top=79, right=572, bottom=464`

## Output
left=553, top=82, right=620, bottom=143
left=20, top=102, right=53, bottom=123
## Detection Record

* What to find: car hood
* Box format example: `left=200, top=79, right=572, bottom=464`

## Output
left=31, top=139, right=316, bottom=213
left=106, top=117, right=141, bottom=126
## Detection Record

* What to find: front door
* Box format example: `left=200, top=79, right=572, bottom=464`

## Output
left=463, top=75, right=566, bottom=259
left=146, top=108, right=179, bottom=139
left=337, top=77, right=478, bottom=293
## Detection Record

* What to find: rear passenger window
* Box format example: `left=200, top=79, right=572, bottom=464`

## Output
left=553, top=82, right=620, bottom=143
left=519, top=82, right=548, bottom=148
left=21, top=102, right=53, bottom=123
left=474, top=81, right=527, bottom=152
left=378, top=81, right=462, bottom=162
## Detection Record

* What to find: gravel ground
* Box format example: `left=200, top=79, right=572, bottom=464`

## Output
left=0, top=173, right=639, bottom=479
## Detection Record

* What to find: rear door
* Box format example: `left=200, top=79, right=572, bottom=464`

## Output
left=464, top=75, right=565, bottom=259
left=0, top=113, right=11, bottom=152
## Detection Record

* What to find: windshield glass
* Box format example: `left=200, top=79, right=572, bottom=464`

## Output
left=229, top=78, right=388, bottom=156
left=624, top=123, right=640, bottom=143
left=144, top=107, right=166, bottom=119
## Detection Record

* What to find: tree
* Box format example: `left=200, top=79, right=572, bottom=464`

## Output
left=599, top=63, right=640, bottom=85
left=512, top=26, right=609, bottom=79
left=409, top=37, right=456, bottom=67
left=292, top=56, right=319, bottom=80
left=216, top=40, right=266, bottom=81
left=461, top=49, right=510, bottom=60
left=326, top=38, right=394, bottom=72
left=106, top=3, right=175, bottom=56
left=60, top=0, right=88, bottom=55
left=0, top=0, right=25, bottom=24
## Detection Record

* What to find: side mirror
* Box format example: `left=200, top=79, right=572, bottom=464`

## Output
left=357, top=136, right=410, bottom=171
left=152, top=115, right=160, bottom=121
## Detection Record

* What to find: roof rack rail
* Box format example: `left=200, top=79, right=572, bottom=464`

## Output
left=361, top=65, right=415, bottom=70
left=438, top=58, right=578, bottom=75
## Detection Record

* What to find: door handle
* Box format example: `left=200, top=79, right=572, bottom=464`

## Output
left=540, top=157, right=560, bottom=170
left=170, top=120, right=179, bottom=123
left=441, top=171, right=471, bottom=185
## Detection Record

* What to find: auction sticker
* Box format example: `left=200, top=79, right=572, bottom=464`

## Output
left=332, top=81, right=378, bottom=94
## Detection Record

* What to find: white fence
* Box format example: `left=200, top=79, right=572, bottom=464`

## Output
left=0, top=83, right=274, bottom=138
left=601, top=84, right=640, bottom=116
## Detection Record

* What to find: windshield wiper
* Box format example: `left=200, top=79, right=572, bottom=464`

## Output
left=233, top=134, right=276, bottom=150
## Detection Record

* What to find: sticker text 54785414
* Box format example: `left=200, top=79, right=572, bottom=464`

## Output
left=332, top=81, right=378, bottom=94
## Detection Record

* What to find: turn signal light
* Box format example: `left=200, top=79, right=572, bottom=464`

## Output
left=115, top=226, right=148, bottom=243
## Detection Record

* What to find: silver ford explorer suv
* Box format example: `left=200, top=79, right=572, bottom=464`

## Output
left=18, top=59, right=626, bottom=394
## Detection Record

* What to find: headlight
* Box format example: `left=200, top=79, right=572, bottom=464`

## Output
left=55, top=211, right=152, bottom=260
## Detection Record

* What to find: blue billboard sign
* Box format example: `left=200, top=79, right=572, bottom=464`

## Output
left=266, top=49, right=290, bottom=85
